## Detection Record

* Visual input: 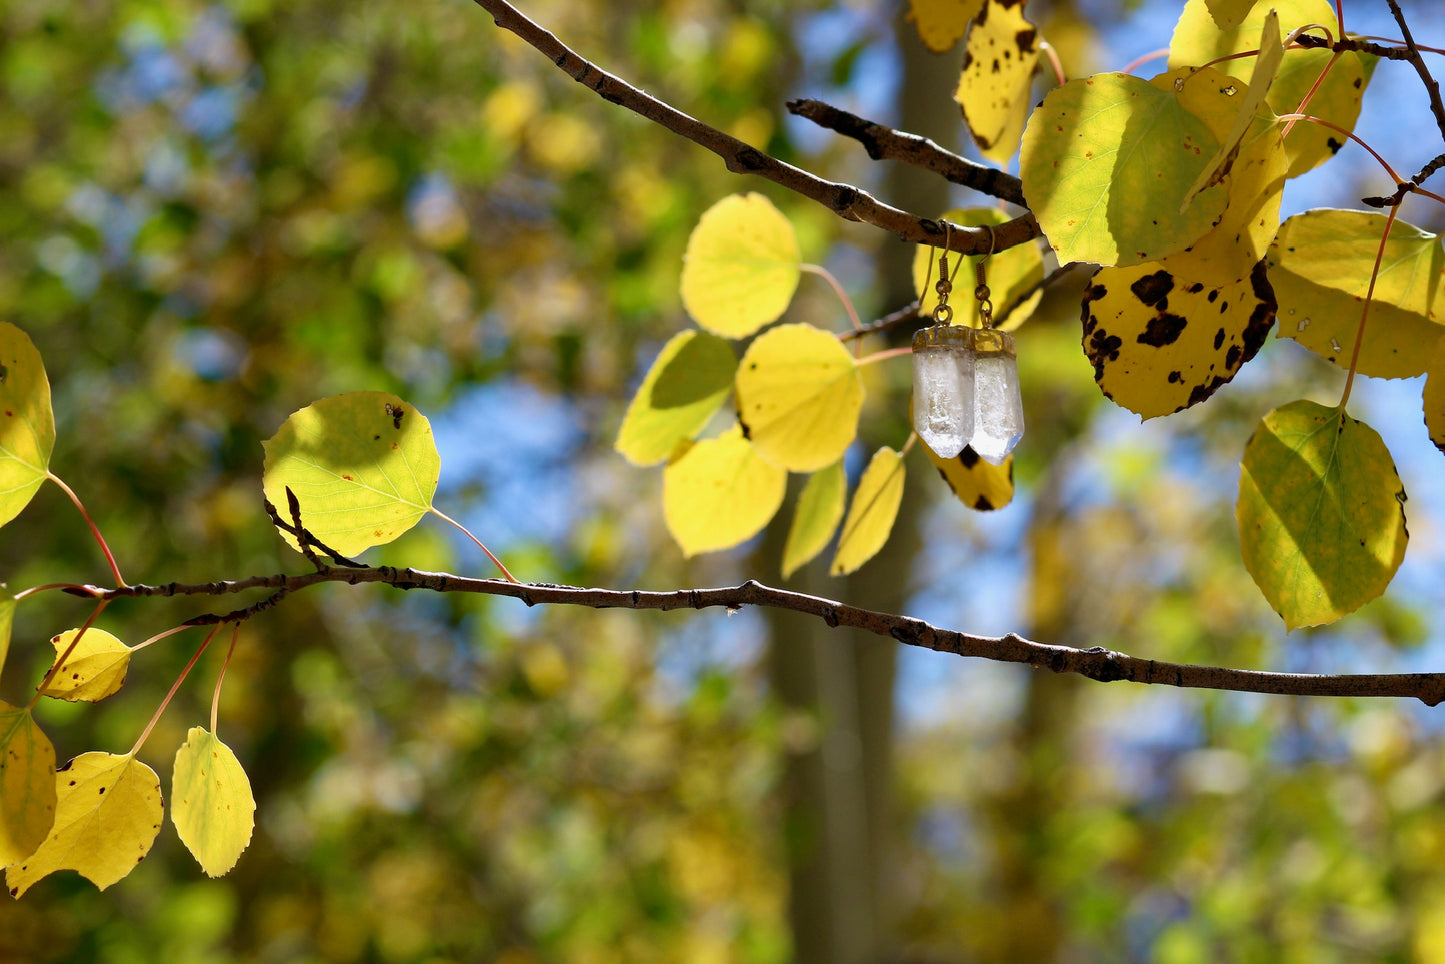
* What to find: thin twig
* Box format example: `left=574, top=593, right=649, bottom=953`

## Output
left=65, top=569, right=1445, bottom=705
left=468, top=0, right=1037, bottom=256
left=1385, top=0, right=1445, bottom=143
left=839, top=302, right=923, bottom=343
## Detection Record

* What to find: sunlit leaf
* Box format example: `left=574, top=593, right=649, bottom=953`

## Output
left=1237, top=400, right=1407, bottom=629
left=262, top=392, right=440, bottom=557
left=0, top=703, right=55, bottom=867
left=1426, top=341, right=1445, bottom=456
left=956, top=0, right=1040, bottom=164
left=0, top=586, right=13, bottom=680
left=616, top=331, right=737, bottom=466
left=1205, top=0, right=1256, bottom=29
left=924, top=441, right=1015, bottom=511
left=38, top=628, right=132, bottom=703
left=679, top=193, right=800, bottom=338
left=1019, top=72, right=1228, bottom=267
left=0, top=323, right=54, bottom=530
left=831, top=447, right=906, bottom=576
left=913, top=208, right=1043, bottom=330
left=1169, top=0, right=1376, bottom=177
left=907, top=0, right=985, bottom=52
left=1270, top=210, right=1445, bottom=378
left=172, top=727, right=255, bottom=877
left=735, top=323, right=864, bottom=472
left=1082, top=259, right=1277, bottom=417
left=781, top=461, right=846, bottom=579
left=663, top=425, right=786, bottom=557
left=6, top=752, right=162, bottom=896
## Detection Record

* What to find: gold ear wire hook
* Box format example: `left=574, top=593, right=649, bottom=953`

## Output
left=975, top=222, right=996, bottom=328
left=933, top=221, right=955, bottom=325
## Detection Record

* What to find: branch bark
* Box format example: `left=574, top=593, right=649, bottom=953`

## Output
left=68, top=569, right=1445, bottom=706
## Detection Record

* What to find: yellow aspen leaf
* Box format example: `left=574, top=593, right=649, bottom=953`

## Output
left=0, top=703, right=56, bottom=867
left=0, top=322, right=54, bottom=530
left=6, top=752, right=163, bottom=896
left=1019, top=73, right=1228, bottom=267
left=781, top=461, right=846, bottom=579
left=679, top=193, right=800, bottom=338
left=1169, top=0, right=1375, bottom=178
left=1081, top=260, right=1276, bottom=418
left=0, top=586, right=13, bottom=679
left=38, top=628, right=132, bottom=703
left=1426, top=341, right=1445, bottom=456
left=912, top=208, right=1043, bottom=329
left=735, top=323, right=864, bottom=472
left=831, top=447, right=906, bottom=576
left=663, top=425, right=786, bottom=557
left=924, top=441, right=1015, bottom=511
left=262, top=392, right=440, bottom=557
left=1237, top=401, right=1407, bottom=629
left=1205, top=0, right=1256, bottom=29
left=907, top=0, right=985, bottom=52
left=1270, top=210, right=1445, bottom=378
left=956, top=0, right=1040, bottom=164
left=615, top=330, right=736, bottom=466
left=172, top=727, right=256, bottom=877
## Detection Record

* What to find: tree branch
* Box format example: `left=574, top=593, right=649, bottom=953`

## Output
left=469, top=0, right=1040, bottom=256
left=1385, top=0, right=1445, bottom=145
left=67, top=569, right=1445, bottom=706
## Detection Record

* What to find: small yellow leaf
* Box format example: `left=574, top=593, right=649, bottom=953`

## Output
left=913, top=208, right=1043, bottom=329
left=172, top=728, right=256, bottom=877
left=735, top=323, right=864, bottom=472
left=1205, top=0, right=1256, bottom=30
left=0, top=703, right=56, bottom=867
left=679, top=193, right=800, bottom=338
left=663, top=425, right=787, bottom=557
left=832, top=447, right=906, bottom=576
left=615, top=330, right=736, bottom=466
left=907, top=0, right=985, bottom=52
left=924, top=442, right=1015, bottom=511
left=6, top=752, right=163, bottom=896
left=782, top=461, right=846, bottom=579
left=956, top=0, right=1040, bottom=164
left=1427, top=342, right=1445, bottom=456
left=38, top=629, right=132, bottom=703
left=0, top=586, right=13, bottom=680
left=0, top=322, right=55, bottom=530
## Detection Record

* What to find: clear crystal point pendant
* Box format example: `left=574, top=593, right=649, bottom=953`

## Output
left=912, top=325, right=975, bottom=459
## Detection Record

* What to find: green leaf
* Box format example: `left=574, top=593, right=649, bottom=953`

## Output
left=1426, top=341, right=1445, bottom=456
left=831, top=447, right=906, bottom=576
left=0, top=586, right=13, bottom=680
left=38, top=628, right=132, bottom=703
left=262, top=392, right=440, bottom=557
left=1081, top=259, right=1277, bottom=417
left=1169, top=0, right=1375, bottom=178
left=955, top=0, right=1039, bottom=164
left=6, top=752, right=162, bottom=896
left=0, top=323, right=55, bottom=530
left=924, top=442, right=1015, bottom=511
left=1237, top=400, right=1407, bottom=629
left=907, top=0, right=985, bottom=52
left=735, top=323, right=864, bottom=472
left=0, top=703, right=56, bottom=868
left=615, top=330, right=736, bottom=466
left=663, top=425, right=787, bottom=557
left=1269, top=210, right=1445, bottom=378
left=679, top=193, right=800, bottom=338
left=1019, top=72, right=1229, bottom=267
left=781, top=461, right=846, bottom=578
left=172, top=727, right=256, bottom=877
left=913, top=208, right=1043, bottom=329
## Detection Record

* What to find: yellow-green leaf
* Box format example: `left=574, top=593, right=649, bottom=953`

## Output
left=956, top=0, right=1040, bottom=164
left=0, top=323, right=55, bottom=530
left=172, top=727, right=256, bottom=877
left=907, top=0, right=985, bottom=52
left=1169, top=0, right=1375, bottom=177
left=831, top=447, right=906, bottom=576
left=1426, top=341, right=1445, bottom=456
left=616, top=331, right=737, bottom=466
left=1237, top=400, right=1407, bottom=629
left=1205, top=0, right=1256, bottom=30
left=6, top=752, right=162, bottom=896
left=0, top=703, right=56, bottom=867
left=663, top=426, right=787, bottom=557
left=1019, top=72, right=1229, bottom=267
left=1082, top=259, right=1277, bottom=417
left=924, top=442, right=1015, bottom=511
left=913, top=208, right=1043, bottom=329
left=262, top=392, right=440, bottom=557
left=0, top=585, right=13, bottom=680
left=1270, top=210, right=1445, bottom=378
left=38, top=628, right=132, bottom=703
left=735, top=323, right=864, bottom=472
left=679, top=193, right=800, bottom=338
left=782, top=461, right=846, bottom=579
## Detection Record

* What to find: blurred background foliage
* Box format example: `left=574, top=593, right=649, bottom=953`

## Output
left=2, top=0, right=1445, bottom=960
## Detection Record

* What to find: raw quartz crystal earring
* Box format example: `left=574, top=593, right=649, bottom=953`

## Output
left=910, top=223, right=1024, bottom=465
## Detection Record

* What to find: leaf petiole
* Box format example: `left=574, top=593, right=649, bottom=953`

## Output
left=428, top=506, right=519, bottom=583
left=128, top=625, right=220, bottom=758
left=47, top=472, right=125, bottom=587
